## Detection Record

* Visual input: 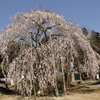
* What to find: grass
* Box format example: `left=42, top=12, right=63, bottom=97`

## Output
left=0, top=80, right=100, bottom=97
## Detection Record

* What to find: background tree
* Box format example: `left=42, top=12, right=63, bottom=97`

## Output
left=90, top=30, right=100, bottom=54
left=82, top=27, right=89, bottom=36
left=6, top=41, right=20, bottom=63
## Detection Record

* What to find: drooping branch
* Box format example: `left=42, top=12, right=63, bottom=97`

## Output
left=0, top=8, right=99, bottom=97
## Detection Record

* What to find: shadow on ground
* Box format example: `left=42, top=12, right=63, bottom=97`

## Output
left=76, top=85, right=94, bottom=94
left=0, top=86, right=17, bottom=95
left=91, top=81, right=100, bottom=85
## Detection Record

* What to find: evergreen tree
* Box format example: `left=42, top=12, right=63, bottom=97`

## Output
left=82, top=27, right=88, bottom=36
left=90, top=30, right=100, bottom=54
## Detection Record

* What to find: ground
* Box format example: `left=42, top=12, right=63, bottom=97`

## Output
left=0, top=80, right=100, bottom=100
left=0, top=92, right=100, bottom=100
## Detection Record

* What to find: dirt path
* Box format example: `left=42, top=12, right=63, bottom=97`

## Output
left=54, top=92, right=100, bottom=100
left=0, top=80, right=100, bottom=100
left=0, top=92, right=100, bottom=100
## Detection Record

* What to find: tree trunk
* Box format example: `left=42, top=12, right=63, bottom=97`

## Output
left=61, top=57, right=66, bottom=94
left=71, top=72, right=75, bottom=82
left=30, top=32, right=36, bottom=96
left=52, top=54, right=58, bottom=96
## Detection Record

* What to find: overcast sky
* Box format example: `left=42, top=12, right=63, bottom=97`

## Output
left=0, top=0, right=100, bottom=32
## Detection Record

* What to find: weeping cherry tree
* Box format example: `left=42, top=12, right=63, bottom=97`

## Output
left=0, top=9, right=99, bottom=97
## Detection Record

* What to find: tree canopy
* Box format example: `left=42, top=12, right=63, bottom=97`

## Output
left=0, top=9, right=99, bottom=97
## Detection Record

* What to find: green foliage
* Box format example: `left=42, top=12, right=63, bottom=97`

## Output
left=90, top=30, right=100, bottom=54
left=0, top=67, right=4, bottom=78
left=41, top=36, right=50, bottom=44
left=43, top=85, right=55, bottom=96
left=0, top=55, right=4, bottom=78
left=58, top=89, right=64, bottom=94
left=91, top=30, right=99, bottom=43
left=6, top=41, right=20, bottom=63
left=82, top=27, right=89, bottom=36
left=0, top=55, right=3, bottom=64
